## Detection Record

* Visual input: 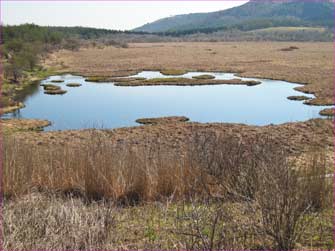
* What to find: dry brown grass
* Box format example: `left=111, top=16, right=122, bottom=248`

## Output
left=3, top=129, right=333, bottom=250
left=45, top=42, right=334, bottom=105
left=4, top=193, right=116, bottom=250
left=3, top=131, right=201, bottom=202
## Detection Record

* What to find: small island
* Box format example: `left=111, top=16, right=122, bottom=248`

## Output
left=114, top=77, right=261, bottom=87
left=136, top=116, right=190, bottom=125
left=66, top=83, right=82, bottom=87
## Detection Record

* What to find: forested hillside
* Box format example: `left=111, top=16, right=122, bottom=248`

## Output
left=134, top=0, right=334, bottom=35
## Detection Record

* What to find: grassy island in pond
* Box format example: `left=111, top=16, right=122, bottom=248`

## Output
left=114, top=77, right=261, bottom=86
left=41, top=84, right=61, bottom=91
left=44, top=89, right=67, bottom=95
left=287, top=95, right=312, bottom=101
left=136, top=116, right=190, bottom=125
left=50, top=80, right=64, bottom=83
left=66, top=83, right=82, bottom=87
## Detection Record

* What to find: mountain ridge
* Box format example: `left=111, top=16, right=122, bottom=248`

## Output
left=133, top=1, right=334, bottom=34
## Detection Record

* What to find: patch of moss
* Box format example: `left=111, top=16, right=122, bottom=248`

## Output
left=192, top=74, right=215, bottom=80
left=160, top=69, right=188, bottom=76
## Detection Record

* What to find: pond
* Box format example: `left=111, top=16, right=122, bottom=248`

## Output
left=3, top=71, right=329, bottom=131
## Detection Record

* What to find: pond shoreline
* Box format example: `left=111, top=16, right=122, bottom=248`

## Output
left=2, top=67, right=333, bottom=131
left=4, top=118, right=333, bottom=160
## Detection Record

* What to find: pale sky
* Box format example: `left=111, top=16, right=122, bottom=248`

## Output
left=1, top=1, right=247, bottom=30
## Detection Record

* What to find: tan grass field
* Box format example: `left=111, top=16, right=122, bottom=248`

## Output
left=46, top=42, right=334, bottom=106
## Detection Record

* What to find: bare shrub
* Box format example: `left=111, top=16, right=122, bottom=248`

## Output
left=254, top=150, right=329, bottom=250
left=173, top=199, right=263, bottom=250
left=182, top=132, right=330, bottom=250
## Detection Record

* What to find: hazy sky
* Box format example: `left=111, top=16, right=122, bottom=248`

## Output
left=1, top=1, right=247, bottom=30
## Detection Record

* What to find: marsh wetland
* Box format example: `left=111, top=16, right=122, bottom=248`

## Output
left=2, top=19, right=334, bottom=249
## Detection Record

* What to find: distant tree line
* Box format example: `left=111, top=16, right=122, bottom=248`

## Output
left=1, top=23, right=150, bottom=83
left=2, top=24, right=64, bottom=83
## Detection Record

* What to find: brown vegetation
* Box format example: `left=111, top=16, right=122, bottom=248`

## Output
left=45, top=42, right=334, bottom=106
left=136, top=116, right=190, bottom=125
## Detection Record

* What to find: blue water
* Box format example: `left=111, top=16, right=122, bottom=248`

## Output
left=4, top=71, right=329, bottom=131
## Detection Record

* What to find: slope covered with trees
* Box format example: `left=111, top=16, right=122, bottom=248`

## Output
left=133, top=0, right=334, bottom=35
